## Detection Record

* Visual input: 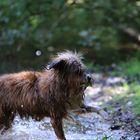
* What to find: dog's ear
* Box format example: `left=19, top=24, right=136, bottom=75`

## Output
left=47, top=60, right=66, bottom=70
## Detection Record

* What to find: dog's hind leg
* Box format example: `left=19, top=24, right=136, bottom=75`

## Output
left=0, top=108, right=15, bottom=134
left=0, top=107, right=5, bottom=133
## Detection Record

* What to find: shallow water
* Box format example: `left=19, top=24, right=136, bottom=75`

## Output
left=0, top=113, right=134, bottom=140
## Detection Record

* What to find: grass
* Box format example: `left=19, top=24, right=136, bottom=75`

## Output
left=128, top=83, right=140, bottom=114
left=117, top=59, right=140, bottom=114
left=88, top=58, right=140, bottom=115
left=106, top=82, right=140, bottom=114
left=86, top=58, right=140, bottom=115
left=120, top=59, right=140, bottom=77
left=110, top=58, right=140, bottom=79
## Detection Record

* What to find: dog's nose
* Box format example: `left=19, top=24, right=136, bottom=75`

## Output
left=87, top=74, right=91, bottom=82
left=86, top=74, right=94, bottom=85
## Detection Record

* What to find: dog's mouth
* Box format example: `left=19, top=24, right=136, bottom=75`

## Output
left=80, top=83, right=86, bottom=90
left=80, top=74, right=93, bottom=92
left=80, top=82, right=89, bottom=93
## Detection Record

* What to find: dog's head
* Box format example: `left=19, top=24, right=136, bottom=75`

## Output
left=47, top=51, right=92, bottom=93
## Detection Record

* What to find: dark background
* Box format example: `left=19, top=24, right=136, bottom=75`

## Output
left=0, top=0, right=140, bottom=73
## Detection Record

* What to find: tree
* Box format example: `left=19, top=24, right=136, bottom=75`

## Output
left=0, top=0, right=140, bottom=72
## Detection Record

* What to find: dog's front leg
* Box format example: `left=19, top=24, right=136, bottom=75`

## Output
left=51, top=117, right=66, bottom=140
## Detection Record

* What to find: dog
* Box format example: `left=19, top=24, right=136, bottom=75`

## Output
left=0, top=51, right=96, bottom=140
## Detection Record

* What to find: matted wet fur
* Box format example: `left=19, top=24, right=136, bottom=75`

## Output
left=0, top=51, right=92, bottom=140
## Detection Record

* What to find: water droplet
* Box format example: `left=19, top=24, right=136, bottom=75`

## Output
left=36, top=50, right=42, bottom=56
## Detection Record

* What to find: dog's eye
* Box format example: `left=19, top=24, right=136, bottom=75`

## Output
left=74, top=70, right=83, bottom=75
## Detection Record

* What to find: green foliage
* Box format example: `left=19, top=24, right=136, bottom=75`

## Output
left=101, top=136, right=109, bottom=140
left=101, top=135, right=111, bottom=140
left=100, top=59, right=140, bottom=115
left=120, top=59, right=140, bottom=77
left=0, top=0, right=140, bottom=71
left=108, top=59, right=140, bottom=114
left=105, top=77, right=140, bottom=114
left=129, top=83, right=140, bottom=114
left=116, top=82, right=140, bottom=114
left=109, top=58, right=140, bottom=78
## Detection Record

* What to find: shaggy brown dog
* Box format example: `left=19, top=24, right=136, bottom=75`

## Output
left=0, top=51, right=93, bottom=140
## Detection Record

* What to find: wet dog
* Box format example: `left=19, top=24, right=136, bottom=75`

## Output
left=0, top=51, right=94, bottom=140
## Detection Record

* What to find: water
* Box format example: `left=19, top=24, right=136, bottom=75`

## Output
left=0, top=113, right=132, bottom=140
